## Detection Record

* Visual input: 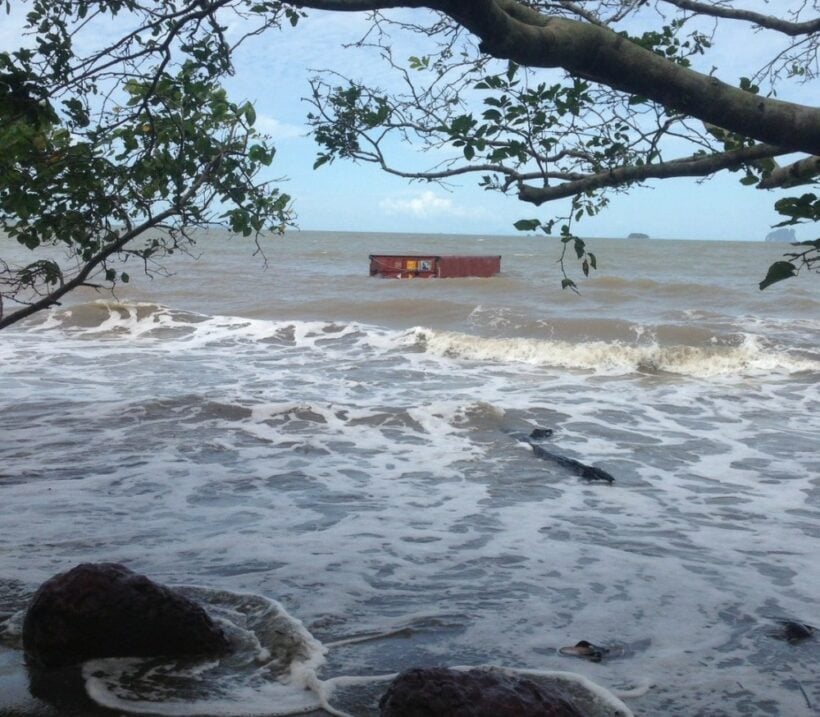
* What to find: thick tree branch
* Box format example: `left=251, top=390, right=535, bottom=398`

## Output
left=293, top=0, right=428, bottom=8
left=518, top=143, right=789, bottom=204
left=758, top=155, right=820, bottom=189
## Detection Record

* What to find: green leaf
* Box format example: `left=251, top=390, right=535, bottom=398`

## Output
left=574, top=238, right=586, bottom=259
left=243, top=102, right=256, bottom=126
left=513, top=219, right=540, bottom=232
left=759, top=261, right=796, bottom=290
left=588, top=252, right=597, bottom=270
left=561, top=278, right=576, bottom=290
left=313, top=154, right=331, bottom=169
left=773, top=193, right=819, bottom=225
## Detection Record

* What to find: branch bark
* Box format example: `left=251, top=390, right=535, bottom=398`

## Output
left=757, top=155, right=820, bottom=189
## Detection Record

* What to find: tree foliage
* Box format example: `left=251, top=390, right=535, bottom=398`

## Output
left=0, top=0, right=297, bottom=329
left=1, top=0, right=819, bottom=330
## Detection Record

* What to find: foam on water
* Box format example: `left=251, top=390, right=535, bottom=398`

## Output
left=1, top=294, right=819, bottom=716
left=78, top=586, right=633, bottom=717
left=13, top=299, right=819, bottom=378
left=408, top=327, right=820, bottom=377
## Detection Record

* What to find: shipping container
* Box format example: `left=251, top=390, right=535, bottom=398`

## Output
left=369, top=255, right=501, bottom=278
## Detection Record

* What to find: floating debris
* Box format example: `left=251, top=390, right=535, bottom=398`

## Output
left=776, top=620, right=815, bottom=643
left=529, top=427, right=554, bottom=440
left=511, top=427, right=615, bottom=483
left=559, top=641, right=610, bottom=663
left=528, top=443, right=615, bottom=484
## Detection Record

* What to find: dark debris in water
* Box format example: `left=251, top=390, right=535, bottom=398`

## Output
left=509, top=426, right=616, bottom=484
left=559, top=640, right=610, bottom=663
left=772, top=620, right=816, bottom=644
left=529, top=427, right=554, bottom=440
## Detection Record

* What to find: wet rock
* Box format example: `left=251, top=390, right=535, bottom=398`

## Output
left=379, top=666, right=585, bottom=717
left=22, top=563, right=230, bottom=668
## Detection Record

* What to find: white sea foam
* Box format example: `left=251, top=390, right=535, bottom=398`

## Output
left=83, top=588, right=327, bottom=716
left=407, top=326, right=820, bottom=376
left=79, top=586, right=633, bottom=717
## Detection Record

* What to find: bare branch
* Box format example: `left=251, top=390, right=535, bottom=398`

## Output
left=659, top=0, right=820, bottom=36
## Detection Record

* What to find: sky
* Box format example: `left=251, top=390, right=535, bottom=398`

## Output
left=2, top=3, right=817, bottom=242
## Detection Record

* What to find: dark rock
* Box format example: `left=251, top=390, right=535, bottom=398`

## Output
left=379, top=666, right=585, bottom=717
left=22, top=563, right=230, bottom=668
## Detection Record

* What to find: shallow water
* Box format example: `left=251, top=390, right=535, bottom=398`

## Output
left=1, top=231, right=818, bottom=715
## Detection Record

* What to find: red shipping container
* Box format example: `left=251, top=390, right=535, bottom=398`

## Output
left=369, top=255, right=501, bottom=278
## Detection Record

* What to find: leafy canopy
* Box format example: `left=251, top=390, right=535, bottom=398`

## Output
left=0, top=0, right=298, bottom=329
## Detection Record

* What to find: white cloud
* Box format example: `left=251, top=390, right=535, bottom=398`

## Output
left=253, top=114, right=305, bottom=140
left=380, top=190, right=477, bottom=219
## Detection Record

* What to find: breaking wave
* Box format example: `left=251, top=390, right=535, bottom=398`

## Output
left=407, top=327, right=819, bottom=377
left=13, top=300, right=819, bottom=379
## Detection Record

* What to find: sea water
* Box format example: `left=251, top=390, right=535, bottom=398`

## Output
left=0, top=230, right=818, bottom=716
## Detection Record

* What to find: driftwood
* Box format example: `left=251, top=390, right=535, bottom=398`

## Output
left=517, top=429, right=615, bottom=484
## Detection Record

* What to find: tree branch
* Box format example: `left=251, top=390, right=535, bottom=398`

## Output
left=292, top=0, right=820, bottom=155
left=0, top=157, right=220, bottom=331
left=758, top=155, right=820, bottom=189
left=518, top=143, right=789, bottom=204
left=659, top=0, right=820, bottom=36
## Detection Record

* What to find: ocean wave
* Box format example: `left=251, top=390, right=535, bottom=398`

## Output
left=24, top=301, right=207, bottom=338
left=25, top=301, right=377, bottom=351
left=406, top=327, right=820, bottom=377
left=17, top=300, right=820, bottom=379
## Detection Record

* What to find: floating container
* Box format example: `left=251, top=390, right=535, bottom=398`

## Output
left=369, top=255, right=501, bottom=278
